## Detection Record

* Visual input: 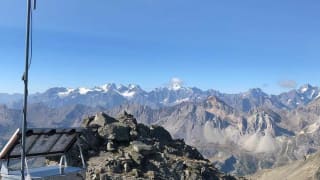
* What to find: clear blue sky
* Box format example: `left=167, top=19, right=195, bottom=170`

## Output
left=0, top=0, right=319, bottom=94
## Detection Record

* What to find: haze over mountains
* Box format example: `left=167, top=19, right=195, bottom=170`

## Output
left=1, top=83, right=320, bottom=176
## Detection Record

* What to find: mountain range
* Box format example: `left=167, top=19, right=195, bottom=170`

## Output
left=1, top=83, right=320, bottom=176
left=2, top=83, right=319, bottom=111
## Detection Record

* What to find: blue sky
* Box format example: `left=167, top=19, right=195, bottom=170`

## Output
left=0, top=0, right=320, bottom=94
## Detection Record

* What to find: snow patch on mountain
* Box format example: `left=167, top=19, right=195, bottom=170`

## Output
left=116, top=84, right=126, bottom=90
left=100, top=84, right=113, bottom=92
left=128, top=84, right=138, bottom=90
left=121, top=91, right=136, bottom=98
left=310, top=89, right=316, bottom=98
left=79, top=87, right=93, bottom=95
left=175, top=98, right=190, bottom=104
left=300, top=87, right=309, bottom=93
left=58, top=88, right=75, bottom=97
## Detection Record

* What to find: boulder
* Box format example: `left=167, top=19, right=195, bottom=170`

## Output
left=98, top=122, right=131, bottom=142
left=118, top=111, right=138, bottom=128
left=150, top=125, right=172, bottom=143
left=131, top=141, right=154, bottom=155
left=130, top=169, right=140, bottom=177
left=81, top=116, right=95, bottom=127
left=128, top=150, right=144, bottom=165
left=137, top=124, right=151, bottom=138
left=90, top=112, right=117, bottom=127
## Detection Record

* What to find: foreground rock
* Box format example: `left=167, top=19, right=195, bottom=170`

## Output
left=49, top=111, right=241, bottom=180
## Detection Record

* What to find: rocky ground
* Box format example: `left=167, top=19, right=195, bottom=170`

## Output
left=49, top=111, right=242, bottom=180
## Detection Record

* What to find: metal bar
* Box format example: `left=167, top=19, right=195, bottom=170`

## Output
left=46, top=134, right=64, bottom=154
left=24, top=131, right=80, bottom=136
left=59, top=155, right=67, bottom=175
left=21, top=0, right=32, bottom=179
left=8, top=151, right=67, bottom=159
left=63, top=135, right=78, bottom=154
left=25, top=135, right=40, bottom=154
left=77, top=137, right=86, bottom=169
left=0, top=129, right=20, bottom=159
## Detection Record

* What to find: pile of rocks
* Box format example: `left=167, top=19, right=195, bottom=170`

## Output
left=50, top=111, right=240, bottom=180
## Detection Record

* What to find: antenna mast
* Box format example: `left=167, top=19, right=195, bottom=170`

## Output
left=21, top=0, right=35, bottom=179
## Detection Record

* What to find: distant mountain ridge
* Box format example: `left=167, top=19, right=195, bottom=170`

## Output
left=1, top=83, right=319, bottom=111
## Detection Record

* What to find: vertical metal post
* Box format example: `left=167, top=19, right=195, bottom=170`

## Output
left=21, top=0, right=32, bottom=179
left=77, top=138, right=86, bottom=169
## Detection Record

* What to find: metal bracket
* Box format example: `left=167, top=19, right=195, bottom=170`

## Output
left=1, top=160, right=9, bottom=175
left=59, top=155, right=68, bottom=175
left=77, top=137, right=86, bottom=169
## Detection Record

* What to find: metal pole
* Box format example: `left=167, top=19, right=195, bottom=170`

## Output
left=21, top=0, right=32, bottom=179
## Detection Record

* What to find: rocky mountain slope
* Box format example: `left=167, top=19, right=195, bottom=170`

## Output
left=49, top=112, right=241, bottom=180
left=249, top=151, right=320, bottom=180
left=106, top=96, right=320, bottom=175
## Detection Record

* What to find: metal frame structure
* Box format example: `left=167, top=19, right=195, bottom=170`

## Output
left=17, top=1, right=87, bottom=179
left=0, top=128, right=86, bottom=180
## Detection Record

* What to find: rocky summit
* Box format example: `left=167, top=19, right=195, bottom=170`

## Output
left=49, top=111, right=241, bottom=180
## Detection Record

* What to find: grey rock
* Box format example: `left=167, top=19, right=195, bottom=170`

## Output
left=118, top=111, right=138, bottom=128
left=98, top=122, right=130, bottom=142
left=131, top=141, right=154, bottom=155
left=130, top=169, right=140, bottom=178
left=107, top=141, right=115, bottom=152
left=137, top=124, right=151, bottom=138
left=150, top=125, right=172, bottom=143
left=129, top=130, right=138, bottom=140
left=91, top=112, right=117, bottom=127
left=128, top=150, right=144, bottom=165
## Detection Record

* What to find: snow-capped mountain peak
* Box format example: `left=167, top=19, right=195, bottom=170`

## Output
left=169, top=78, right=183, bottom=91
left=170, top=83, right=182, bottom=91
left=298, top=84, right=319, bottom=100
left=100, top=83, right=116, bottom=92
left=115, top=84, right=127, bottom=91
left=299, top=84, right=313, bottom=93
